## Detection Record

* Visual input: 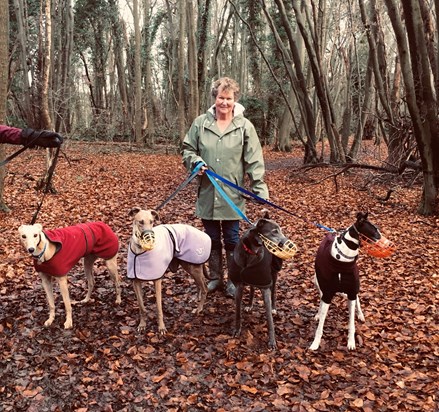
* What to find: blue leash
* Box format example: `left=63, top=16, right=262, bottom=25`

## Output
left=205, top=168, right=335, bottom=233
left=155, top=162, right=204, bottom=210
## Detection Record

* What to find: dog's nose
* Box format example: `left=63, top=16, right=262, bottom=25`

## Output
left=28, top=247, right=35, bottom=253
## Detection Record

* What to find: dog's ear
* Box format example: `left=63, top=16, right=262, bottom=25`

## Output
left=256, top=218, right=268, bottom=231
left=129, top=207, right=141, bottom=217
left=356, top=211, right=368, bottom=223
left=261, top=208, right=270, bottom=219
left=18, top=225, right=25, bottom=234
left=35, top=223, right=43, bottom=232
left=151, top=210, right=160, bottom=223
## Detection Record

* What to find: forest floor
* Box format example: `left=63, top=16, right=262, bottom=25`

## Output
left=0, top=141, right=437, bottom=411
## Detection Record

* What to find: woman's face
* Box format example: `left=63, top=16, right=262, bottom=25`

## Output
left=215, top=87, right=235, bottom=118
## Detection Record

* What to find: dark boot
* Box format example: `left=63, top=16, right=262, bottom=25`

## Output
left=225, top=250, right=237, bottom=298
left=207, top=249, right=223, bottom=293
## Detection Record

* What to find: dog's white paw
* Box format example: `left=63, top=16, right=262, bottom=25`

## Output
left=44, top=318, right=54, bottom=327
left=309, top=340, right=320, bottom=351
left=271, top=308, right=277, bottom=316
left=244, top=305, right=253, bottom=313
left=347, top=338, right=356, bottom=350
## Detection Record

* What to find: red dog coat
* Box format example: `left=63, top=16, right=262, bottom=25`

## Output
left=34, top=222, right=119, bottom=276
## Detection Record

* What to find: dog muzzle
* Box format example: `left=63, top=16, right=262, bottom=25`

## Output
left=137, top=230, right=156, bottom=251
left=359, top=233, right=396, bottom=258
left=259, top=234, right=298, bottom=259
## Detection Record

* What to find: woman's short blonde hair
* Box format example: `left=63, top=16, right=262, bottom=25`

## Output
left=211, top=77, right=240, bottom=100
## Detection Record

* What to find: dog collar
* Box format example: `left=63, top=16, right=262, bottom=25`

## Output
left=33, top=241, right=47, bottom=261
left=243, top=242, right=257, bottom=255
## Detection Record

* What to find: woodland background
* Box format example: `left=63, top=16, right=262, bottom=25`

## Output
left=0, top=0, right=438, bottom=214
left=0, top=0, right=438, bottom=410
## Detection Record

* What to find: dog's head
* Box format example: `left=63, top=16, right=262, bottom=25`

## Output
left=129, top=208, right=160, bottom=250
left=354, top=211, right=381, bottom=242
left=18, top=224, right=44, bottom=255
left=252, top=210, right=297, bottom=259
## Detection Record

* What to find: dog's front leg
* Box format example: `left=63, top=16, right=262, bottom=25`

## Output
left=154, top=279, right=167, bottom=335
left=133, top=280, right=147, bottom=331
left=347, top=299, right=357, bottom=350
left=40, top=273, right=56, bottom=327
left=57, top=276, right=73, bottom=329
left=271, top=271, right=278, bottom=315
left=309, top=300, right=329, bottom=350
left=233, top=283, right=245, bottom=337
left=261, top=288, right=276, bottom=350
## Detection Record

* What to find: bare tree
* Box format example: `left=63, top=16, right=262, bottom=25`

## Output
left=0, top=0, right=9, bottom=211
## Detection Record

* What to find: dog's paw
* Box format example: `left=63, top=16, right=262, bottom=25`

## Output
left=309, top=340, right=320, bottom=351
left=268, top=341, right=277, bottom=351
left=271, top=308, right=277, bottom=316
left=44, top=318, right=54, bottom=327
left=158, top=327, right=167, bottom=336
left=115, top=296, right=122, bottom=305
left=137, top=322, right=147, bottom=332
left=347, top=338, right=356, bottom=350
left=244, top=305, right=253, bottom=313
left=64, top=320, right=73, bottom=329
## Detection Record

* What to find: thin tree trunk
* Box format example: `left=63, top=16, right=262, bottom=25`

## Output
left=187, top=0, right=198, bottom=124
left=178, top=0, right=186, bottom=142
left=133, top=0, right=143, bottom=144
left=0, top=0, right=9, bottom=211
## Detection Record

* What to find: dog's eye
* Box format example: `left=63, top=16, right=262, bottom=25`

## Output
left=21, top=235, right=26, bottom=239
left=34, top=234, right=38, bottom=238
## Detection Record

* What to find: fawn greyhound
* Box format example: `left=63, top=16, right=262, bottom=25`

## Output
left=18, top=222, right=121, bottom=329
left=127, top=208, right=210, bottom=334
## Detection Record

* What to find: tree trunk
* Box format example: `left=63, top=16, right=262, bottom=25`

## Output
left=187, top=0, right=199, bottom=124
left=0, top=0, right=9, bottom=211
left=133, top=0, right=143, bottom=144
left=177, top=0, right=186, bottom=142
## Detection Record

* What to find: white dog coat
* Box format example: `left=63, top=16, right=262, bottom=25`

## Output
left=127, top=224, right=211, bottom=281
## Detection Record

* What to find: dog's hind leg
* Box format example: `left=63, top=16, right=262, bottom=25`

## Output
left=309, top=300, right=329, bottom=350
left=181, top=262, right=207, bottom=314
left=105, top=255, right=121, bottom=304
left=356, top=296, right=365, bottom=322
left=133, top=279, right=147, bottom=331
left=233, top=283, right=245, bottom=338
left=40, top=273, right=56, bottom=327
left=347, top=299, right=357, bottom=350
left=79, top=255, right=97, bottom=304
left=154, top=279, right=167, bottom=335
left=57, top=275, right=73, bottom=329
left=262, top=288, right=276, bottom=350
left=244, top=286, right=255, bottom=313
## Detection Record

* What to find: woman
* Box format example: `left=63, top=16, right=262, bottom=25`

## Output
left=182, top=77, right=269, bottom=298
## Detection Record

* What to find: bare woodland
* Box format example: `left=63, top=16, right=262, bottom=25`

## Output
left=0, top=0, right=439, bottom=215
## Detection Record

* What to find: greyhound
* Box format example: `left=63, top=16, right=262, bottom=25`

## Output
left=309, top=212, right=384, bottom=350
left=229, top=211, right=289, bottom=350
left=127, top=208, right=210, bottom=334
left=18, top=222, right=121, bottom=329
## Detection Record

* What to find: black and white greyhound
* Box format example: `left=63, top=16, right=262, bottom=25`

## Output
left=309, top=212, right=382, bottom=351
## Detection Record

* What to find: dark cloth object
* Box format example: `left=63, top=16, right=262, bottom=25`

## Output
left=229, top=245, right=282, bottom=288
left=20, top=128, right=63, bottom=148
left=315, top=233, right=359, bottom=304
left=34, top=222, right=119, bottom=276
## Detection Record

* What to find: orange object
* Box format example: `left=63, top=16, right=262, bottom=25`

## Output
left=360, top=234, right=396, bottom=258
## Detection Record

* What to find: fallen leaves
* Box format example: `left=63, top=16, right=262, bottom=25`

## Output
left=0, top=143, right=437, bottom=411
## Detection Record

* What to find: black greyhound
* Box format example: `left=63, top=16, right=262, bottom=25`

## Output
left=310, top=211, right=383, bottom=350
left=229, top=212, right=288, bottom=350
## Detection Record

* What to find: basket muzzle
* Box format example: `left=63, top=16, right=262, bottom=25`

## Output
left=359, top=233, right=396, bottom=258
left=138, top=230, right=156, bottom=251
left=259, top=234, right=298, bottom=259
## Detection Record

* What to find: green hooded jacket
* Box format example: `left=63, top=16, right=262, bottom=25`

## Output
left=182, top=103, right=269, bottom=220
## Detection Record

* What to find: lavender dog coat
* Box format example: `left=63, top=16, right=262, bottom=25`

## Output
left=315, top=233, right=359, bottom=304
left=34, top=222, right=119, bottom=277
left=127, top=224, right=211, bottom=281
